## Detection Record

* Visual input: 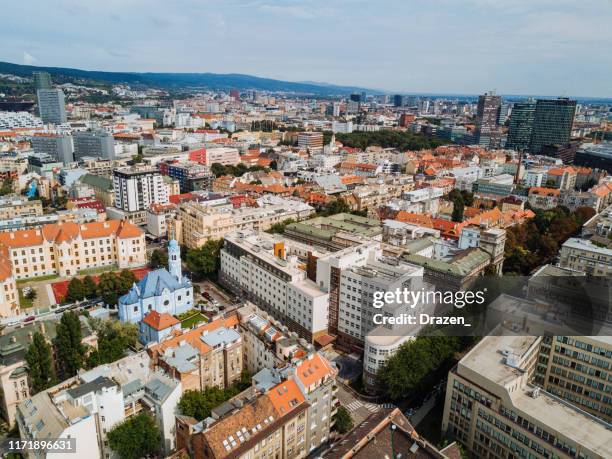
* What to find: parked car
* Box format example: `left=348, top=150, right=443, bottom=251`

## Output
left=24, top=316, right=36, bottom=323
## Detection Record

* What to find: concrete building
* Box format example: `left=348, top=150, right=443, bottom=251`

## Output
left=530, top=98, right=577, bottom=155
left=36, top=89, right=67, bottom=125
left=30, top=134, right=74, bottom=165
left=16, top=352, right=182, bottom=458
left=113, top=166, right=169, bottom=213
left=220, top=231, right=329, bottom=342
left=558, top=237, right=612, bottom=277
left=0, top=195, right=43, bottom=221
left=474, top=92, right=502, bottom=149
left=506, top=101, right=536, bottom=152
left=442, top=335, right=612, bottom=459
left=73, top=130, right=115, bottom=160
left=204, top=147, right=241, bottom=166
left=298, top=132, right=324, bottom=152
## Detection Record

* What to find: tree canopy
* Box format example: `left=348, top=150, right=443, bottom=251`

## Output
left=107, top=413, right=161, bottom=459
left=332, top=406, right=353, bottom=434
left=185, top=239, right=224, bottom=280
left=25, top=332, right=56, bottom=393
left=96, top=270, right=138, bottom=306
left=54, top=311, right=86, bottom=377
left=87, top=320, right=138, bottom=367
left=210, top=162, right=268, bottom=178
left=149, top=249, right=168, bottom=269
left=322, top=130, right=447, bottom=151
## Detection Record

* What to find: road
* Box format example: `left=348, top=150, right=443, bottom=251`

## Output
left=335, top=384, right=386, bottom=425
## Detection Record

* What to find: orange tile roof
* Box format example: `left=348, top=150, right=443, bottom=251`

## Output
left=528, top=187, right=560, bottom=196
left=395, top=211, right=433, bottom=227
left=547, top=166, right=576, bottom=176
left=295, top=353, right=336, bottom=388
left=267, top=379, right=306, bottom=416
left=142, top=311, right=180, bottom=330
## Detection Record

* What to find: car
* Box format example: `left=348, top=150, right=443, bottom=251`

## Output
left=24, top=316, right=36, bottom=323
left=203, top=292, right=212, bottom=300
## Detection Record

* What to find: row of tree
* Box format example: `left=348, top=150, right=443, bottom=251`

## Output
left=25, top=312, right=138, bottom=394
left=65, top=269, right=138, bottom=305
left=503, top=205, right=595, bottom=275
left=210, top=163, right=270, bottom=178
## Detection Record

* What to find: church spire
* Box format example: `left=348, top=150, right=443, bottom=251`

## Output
left=168, top=239, right=182, bottom=281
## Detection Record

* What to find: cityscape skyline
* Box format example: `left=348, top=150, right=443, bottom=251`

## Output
left=1, top=0, right=611, bottom=97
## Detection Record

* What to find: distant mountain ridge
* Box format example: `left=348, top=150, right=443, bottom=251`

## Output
left=0, top=61, right=372, bottom=95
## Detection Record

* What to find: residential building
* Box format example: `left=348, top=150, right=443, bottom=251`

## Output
left=0, top=318, right=97, bottom=426
left=73, top=129, right=115, bottom=160
left=546, top=167, right=577, bottom=190
left=112, top=166, right=169, bottom=216
left=162, top=161, right=214, bottom=192
left=119, top=239, right=193, bottom=323
left=442, top=335, right=612, bottom=459
left=527, top=187, right=560, bottom=210
left=16, top=352, right=182, bottom=458
left=147, top=315, right=243, bottom=391
left=220, top=231, right=329, bottom=342
left=530, top=98, right=577, bottom=154
left=0, top=195, right=43, bottom=221
left=0, top=220, right=146, bottom=281
left=558, top=237, right=612, bottom=277
left=298, top=132, right=324, bottom=152
left=204, top=147, right=241, bottom=166
left=147, top=203, right=178, bottom=238
left=36, top=88, right=67, bottom=125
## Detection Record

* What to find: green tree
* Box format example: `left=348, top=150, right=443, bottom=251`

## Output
left=0, top=178, right=13, bottom=196
left=97, top=272, right=121, bottom=306
left=451, top=195, right=465, bottom=222
left=149, top=249, right=168, bottom=269
left=332, top=406, right=353, bottom=434
left=54, top=311, right=86, bottom=376
left=25, top=332, right=56, bottom=393
left=107, top=413, right=161, bottom=459
left=321, top=198, right=351, bottom=216
left=82, top=275, right=97, bottom=299
left=185, top=239, right=224, bottom=280
left=118, top=269, right=137, bottom=291
left=25, top=289, right=37, bottom=301
left=88, top=320, right=139, bottom=367
left=210, top=163, right=227, bottom=177
left=266, top=218, right=295, bottom=235
left=65, top=278, right=85, bottom=303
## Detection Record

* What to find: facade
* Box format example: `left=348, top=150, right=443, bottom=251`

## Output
left=30, top=134, right=74, bottom=165
left=118, top=240, right=193, bottom=323
left=297, top=132, right=324, bottom=151
left=73, top=130, right=115, bottom=160
left=474, top=92, right=502, bottom=149
left=113, top=166, right=169, bottom=212
left=139, top=311, right=181, bottom=345
left=0, top=195, right=43, bottom=221
left=506, top=101, right=536, bottom=151
left=16, top=352, right=182, bottom=458
left=530, top=98, right=577, bottom=154
left=220, top=231, right=329, bottom=342
left=146, top=203, right=178, bottom=238
left=204, top=147, right=241, bottom=166
left=558, top=237, right=612, bottom=277
left=36, top=88, right=67, bottom=125
left=147, top=315, right=243, bottom=391
left=163, top=161, right=214, bottom=193
left=442, top=335, right=612, bottom=459
left=0, top=220, right=145, bottom=281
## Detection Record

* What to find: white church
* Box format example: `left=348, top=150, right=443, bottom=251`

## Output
left=118, top=239, right=193, bottom=323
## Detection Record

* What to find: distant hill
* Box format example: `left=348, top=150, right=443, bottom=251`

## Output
left=0, top=61, right=371, bottom=95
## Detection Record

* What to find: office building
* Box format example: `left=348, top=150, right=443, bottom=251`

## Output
left=558, top=237, right=612, bottom=277
left=203, top=147, right=241, bottom=166
left=30, top=133, right=74, bottom=165
left=506, top=101, right=536, bottom=151
left=36, top=88, right=67, bottom=125
left=442, top=335, right=612, bottom=459
left=474, top=92, right=502, bottom=149
left=33, top=71, right=52, bottom=90
left=530, top=98, right=577, bottom=154
left=161, top=161, right=214, bottom=193
left=393, top=94, right=405, bottom=107
left=73, top=129, right=115, bottom=160
left=220, top=231, right=329, bottom=342
left=298, top=132, right=324, bottom=151
left=113, top=166, right=169, bottom=212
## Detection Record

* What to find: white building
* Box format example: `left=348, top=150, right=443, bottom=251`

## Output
left=113, top=166, right=169, bottom=212
left=204, top=147, right=241, bottom=166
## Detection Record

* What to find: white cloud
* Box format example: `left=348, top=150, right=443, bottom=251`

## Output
left=23, top=52, right=37, bottom=65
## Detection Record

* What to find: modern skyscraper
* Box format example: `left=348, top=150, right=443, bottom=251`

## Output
left=393, top=94, right=405, bottom=107
left=506, top=100, right=536, bottom=151
left=474, top=91, right=502, bottom=149
left=36, top=89, right=67, bottom=125
left=33, top=71, right=52, bottom=90
left=530, top=98, right=577, bottom=154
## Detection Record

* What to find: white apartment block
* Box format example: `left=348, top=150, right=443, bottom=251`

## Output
left=113, top=166, right=169, bottom=212
left=204, top=147, right=241, bottom=166
left=0, top=111, right=43, bottom=129
left=220, top=231, right=329, bottom=342
left=558, top=237, right=612, bottom=277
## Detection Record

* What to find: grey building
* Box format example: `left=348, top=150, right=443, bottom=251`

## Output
left=33, top=71, right=52, bottom=90
left=36, top=89, right=67, bottom=125
left=530, top=98, right=577, bottom=154
left=30, top=134, right=74, bottom=165
left=73, top=129, right=115, bottom=160
left=506, top=100, right=536, bottom=151
left=474, top=92, right=502, bottom=149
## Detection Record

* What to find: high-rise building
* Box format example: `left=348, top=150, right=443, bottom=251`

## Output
left=530, top=98, right=577, bottom=154
left=36, top=89, right=67, bottom=125
left=474, top=92, right=502, bottom=149
left=30, top=133, right=74, bottom=164
left=113, top=166, right=169, bottom=212
left=73, top=129, right=115, bottom=160
left=33, top=71, right=52, bottom=90
left=506, top=101, right=536, bottom=151
left=393, top=94, right=405, bottom=107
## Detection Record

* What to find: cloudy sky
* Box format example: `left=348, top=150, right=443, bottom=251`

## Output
left=1, top=0, right=611, bottom=97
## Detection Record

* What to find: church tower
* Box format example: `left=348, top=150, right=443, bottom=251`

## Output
left=168, top=239, right=182, bottom=281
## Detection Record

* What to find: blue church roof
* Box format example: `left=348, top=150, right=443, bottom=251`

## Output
left=119, top=268, right=191, bottom=305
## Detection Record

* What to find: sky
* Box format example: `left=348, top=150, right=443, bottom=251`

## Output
left=1, top=0, right=611, bottom=97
